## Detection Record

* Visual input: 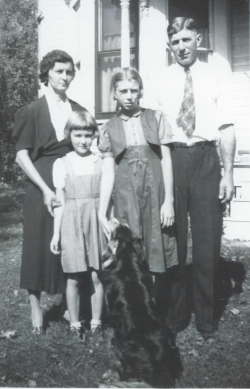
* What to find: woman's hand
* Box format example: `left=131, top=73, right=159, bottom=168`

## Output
left=50, top=233, right=60, bottom=255
left=16, top=150, right=61, bottom=217
left=160, top=200, right=175, bottom=228
left=98, top=213, right=110, bottom=240
left=43, top=190, right=60, bottom=217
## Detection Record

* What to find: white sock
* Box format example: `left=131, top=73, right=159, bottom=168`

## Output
left=90, top=319, right=102, bottom=330
left=70, top=321, right=81, bottom=330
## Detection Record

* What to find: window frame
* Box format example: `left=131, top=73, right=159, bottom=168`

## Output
left=95, top=0, right=139, bottom=120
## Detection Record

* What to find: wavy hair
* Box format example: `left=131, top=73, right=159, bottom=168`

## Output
left=167, top=17, right=198, bottom=38
left=39, top=50, right=75, bottom=86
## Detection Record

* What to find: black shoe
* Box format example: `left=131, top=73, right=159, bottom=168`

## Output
left=199, top=330, right=219, bottom=341
left=68, top=326, right=83, bottom=342
left=89, top=325, right=103, bottom=341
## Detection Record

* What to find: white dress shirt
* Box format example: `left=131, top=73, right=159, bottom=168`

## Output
left=145, top=59, right=234, bottom=144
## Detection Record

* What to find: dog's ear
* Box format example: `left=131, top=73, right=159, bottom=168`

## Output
left=132, top=239, right=146, bottom=262
left=110, top=218, right=132, bottom=242
left=117, top=224, right=133, bottom=243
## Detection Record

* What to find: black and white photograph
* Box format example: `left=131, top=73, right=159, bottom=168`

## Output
left=0, top=0, right=250, bottom=387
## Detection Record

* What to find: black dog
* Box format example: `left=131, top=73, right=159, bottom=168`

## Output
left=100, top=220, right=182, bottom=387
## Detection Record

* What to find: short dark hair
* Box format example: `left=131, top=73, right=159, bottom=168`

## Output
left=64, top=110, right=98, bottom=139
left=110, top=67, right=144, bottom=99
left=167, top=17, right=198, bottom=39
left=39, top=50, right=75, bottom=86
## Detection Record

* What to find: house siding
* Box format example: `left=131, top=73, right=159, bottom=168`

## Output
left=232, top=73, right=250, bottom=155
left=38, top=0, right=84, bottom=102
left=39, top=0, right=77, bottom=59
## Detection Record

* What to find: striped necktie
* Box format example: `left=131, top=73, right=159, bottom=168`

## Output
left=176, top=67, right=196, bottom=137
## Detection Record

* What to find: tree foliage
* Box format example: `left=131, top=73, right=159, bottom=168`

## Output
left=0, top=0, right=38, bottom=183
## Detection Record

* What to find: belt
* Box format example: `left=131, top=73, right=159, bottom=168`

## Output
left=172, top=141, right=217, bottom=148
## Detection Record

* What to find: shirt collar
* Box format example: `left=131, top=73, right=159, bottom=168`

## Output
left=118, top=107, right=142, bottom=122
left=175, top=58, right=201, bottom=74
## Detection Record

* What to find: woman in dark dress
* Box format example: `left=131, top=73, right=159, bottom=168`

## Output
left=13, top=50, right=87, bottom=334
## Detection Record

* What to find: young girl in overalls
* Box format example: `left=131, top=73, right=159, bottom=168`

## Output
left=98, top=67, right=178, bottom=298
left=51, top=110, right=105, bottom=336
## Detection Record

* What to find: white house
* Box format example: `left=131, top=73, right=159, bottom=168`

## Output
left=37, top=0, right=250, bottom=240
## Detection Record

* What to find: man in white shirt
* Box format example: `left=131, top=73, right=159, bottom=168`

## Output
left=147, top=17, right=236, bottom=339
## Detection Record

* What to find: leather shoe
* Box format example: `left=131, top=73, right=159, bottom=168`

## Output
left=199, top=330, right=219, bottom=341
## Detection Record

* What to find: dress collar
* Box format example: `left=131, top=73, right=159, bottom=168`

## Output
left=45, top=88, right=70, bottom=106
left=119, top=107, right=142, bottom=122
left=69, top=151, right=99, bottom=162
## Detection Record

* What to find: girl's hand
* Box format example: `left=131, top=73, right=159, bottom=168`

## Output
left=160, top=201, right=175, bottom=228
left=98, top=213, right=110, bottom=240
left=50, top=234, right=60, bottom=255
left=43, top=190, right=60, bottom=217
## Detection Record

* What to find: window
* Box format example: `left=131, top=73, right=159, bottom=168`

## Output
left=96, top=0, right=138, bottom=119
left=231, top=0, right=250, bottom=72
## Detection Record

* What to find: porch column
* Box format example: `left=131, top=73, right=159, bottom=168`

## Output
left=79, top=0, right=95, bottom=113
left=139, top=0, right=150, bottom=81
left=140, top=1, right=167, bottom=76
left=212, top=0, right=230, bottom=60
left=120, top=0, right=130, bottom=67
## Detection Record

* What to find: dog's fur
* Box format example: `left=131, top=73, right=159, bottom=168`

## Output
left=100, top=220, right=182, bottom=387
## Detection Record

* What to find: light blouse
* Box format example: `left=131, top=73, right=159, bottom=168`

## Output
left=53, top=152, right=100, bottom=189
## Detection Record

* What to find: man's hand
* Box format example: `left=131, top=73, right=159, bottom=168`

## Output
left=219, top=173, right=234, bottom=203
left=160, top=201, right=175, bottom=228
left=219, top=125, right=236, bottom=204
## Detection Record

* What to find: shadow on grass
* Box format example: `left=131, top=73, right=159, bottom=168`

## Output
left=216, top=257, right=246, bottom=321
left=181, top=257, right=246, bottom=323
left=156, top=257, right=246, bottom=330
left=43, top=300, right=63, bottom=330
left=43, top=272, right=93, bottom=331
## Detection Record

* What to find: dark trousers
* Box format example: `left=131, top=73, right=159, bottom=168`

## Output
left=169, top=143, right=223, bottom=332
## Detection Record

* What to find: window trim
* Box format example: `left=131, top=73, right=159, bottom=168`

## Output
left=95, top=0, right=139, bottom=120
left=95, top=47, right=138, bottom=120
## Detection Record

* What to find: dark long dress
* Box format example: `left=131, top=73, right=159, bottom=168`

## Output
left=98, top=110, right=178, bottom=273
left=13, top=95, right=85, bottom=294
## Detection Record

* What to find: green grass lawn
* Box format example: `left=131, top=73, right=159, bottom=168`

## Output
left=0, top=184, right=250, bottom=388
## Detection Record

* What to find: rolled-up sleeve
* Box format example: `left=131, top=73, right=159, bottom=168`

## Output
left=53, top=158, right=67, bottom=189
left=155, top=110, right=173, bottom=144
left=97, top=124, right=113, bottom=158
left=217, top=72, right=234, bottom=129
